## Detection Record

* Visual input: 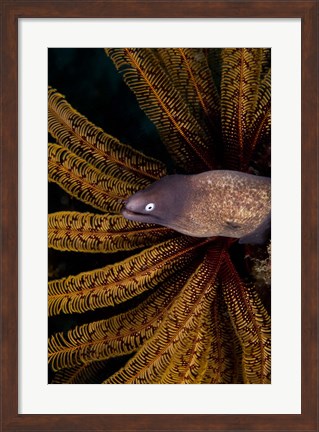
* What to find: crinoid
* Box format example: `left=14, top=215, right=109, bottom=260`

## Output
left=48, top=48, right=271, bottom=384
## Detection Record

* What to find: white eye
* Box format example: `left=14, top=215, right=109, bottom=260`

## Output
left=145, top=203, right=155, bottom=212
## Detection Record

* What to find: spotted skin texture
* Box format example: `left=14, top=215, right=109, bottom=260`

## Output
left=122, top=170, right=271, bottom=243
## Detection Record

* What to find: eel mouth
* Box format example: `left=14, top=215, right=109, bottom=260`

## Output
left=121, top=207, right=158, bottom=224
left=121, top=208, right=140, bottom=218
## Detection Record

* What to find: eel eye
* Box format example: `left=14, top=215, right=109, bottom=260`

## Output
left=145, top=203, right=155, bottom=212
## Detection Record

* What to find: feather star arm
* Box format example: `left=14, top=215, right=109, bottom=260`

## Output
left=49, top=87, right=166, bottom=181
left=105, top=48, right=214, bottom=173
left=50, top=359, right=112, bottom=384
left=48, top=267, right=198, bottom=372
left=48, top=211, right=176, bottom=253
left=154, top=49, right=220, bottom=132
left=48, top=237, right=207, bottom=316
left=103, top=247, right=224, bottom=384
left=49, top=143, right=128, bottom=213
left=221, top=253, right=271, bottom=384
left=221, top=48, right=267, bottom=170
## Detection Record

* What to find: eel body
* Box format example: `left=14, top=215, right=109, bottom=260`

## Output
left=122, top=170, right=271, bottom=244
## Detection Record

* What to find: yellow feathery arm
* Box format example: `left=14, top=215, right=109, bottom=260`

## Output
left=48, top=211, right=176, bottom=253
left=48, top=236, right=206, bottom=316
left=202, top=291, right=243, bottom=384
left=48, top=270, right=192, bottom=372
left=156, top=48, right=220, bottom=127
left=221, top=48, right=264, bottom=170
left=104, top=247, right=224, bottom=384
left=221, top=253, right=271, bottom=384
left=180, top=305, right=228, bottom=384
left=49, top=87, right=166, bottom=181
left=49, top=143, right=130, bottom=213
left=161, top=303, right=214, bottom=384
left=51, top=359, right=110, bottom=384
left=177, top=275, right=243, bottom=385
left=261, top=48, right=271, bottom=80
left=180, top=305, right=217, bottom=384
left=158, top=249, right=225, bottom=384
left=105, top=48, right=213, bottom=173
left=205, top=49, right=222, bottom=95
left=245, top=68, right=271, bottom=165
left=178, top=324, right=210, bottom=384
left=157, top=318, right=203, bottom=384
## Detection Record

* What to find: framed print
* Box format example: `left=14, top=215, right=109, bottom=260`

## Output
left=1, top=1, right=318, bottom=431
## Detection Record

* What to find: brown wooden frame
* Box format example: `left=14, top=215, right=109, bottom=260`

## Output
left=1, top=1, right=318, bottom=430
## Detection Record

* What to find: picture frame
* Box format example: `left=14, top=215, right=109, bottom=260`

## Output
left=1, top=1, right=317, bottom=431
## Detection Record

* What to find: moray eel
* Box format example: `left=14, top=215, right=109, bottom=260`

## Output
left=122, top=170, right=271, bottom=244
